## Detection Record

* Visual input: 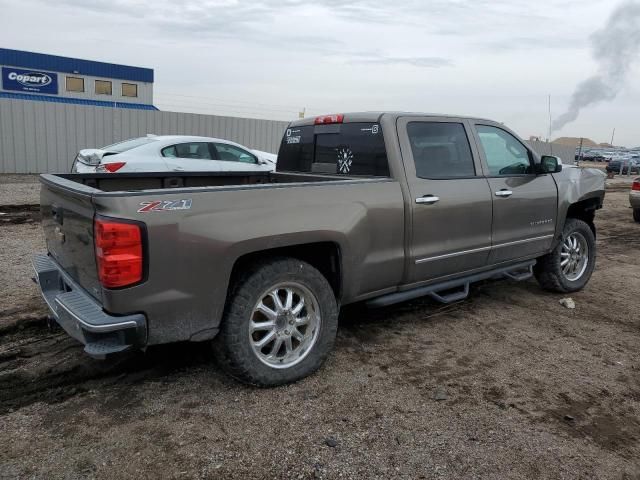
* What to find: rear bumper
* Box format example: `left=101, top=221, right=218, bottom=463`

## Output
left=631, top=191, right=640, bottom=209
left=32, top=253, right=147, bottom=358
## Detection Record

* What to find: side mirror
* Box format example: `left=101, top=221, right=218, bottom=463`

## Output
left=540, top=155, right=563, bottom=174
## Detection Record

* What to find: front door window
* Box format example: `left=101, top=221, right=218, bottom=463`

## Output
left=476, top=125, right=533, bottom=176
left=213, top=144, right=258, bottom=164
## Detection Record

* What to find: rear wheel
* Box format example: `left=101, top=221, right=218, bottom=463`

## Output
left=534, top=218, right=596, bottom=293
left=634, top=208, right=640, bottom=223
left=213, top=257, right=338, bottom=386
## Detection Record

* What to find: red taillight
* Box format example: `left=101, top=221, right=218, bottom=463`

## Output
left=103, top=162, right=126, bottom=172
left=314, top=114, right=344, bottom=125
left=632, top=180, right=640, bottom=191
left=94, top=218, right=143, bottom=288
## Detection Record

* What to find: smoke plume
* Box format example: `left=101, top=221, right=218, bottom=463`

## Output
left=551, top=1, right=640, bottom=133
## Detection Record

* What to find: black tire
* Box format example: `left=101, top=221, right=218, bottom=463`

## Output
left=534, top=218, right=596, bottom=293
left=634, top=208, right=640, bottom=223
left=212, top=257, right=338, bottom=387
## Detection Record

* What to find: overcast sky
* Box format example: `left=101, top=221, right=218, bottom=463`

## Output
left=1, top=0, right=638, bottom=146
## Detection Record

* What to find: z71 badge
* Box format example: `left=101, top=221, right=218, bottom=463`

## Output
left=138, top=199, right=192, bottom=213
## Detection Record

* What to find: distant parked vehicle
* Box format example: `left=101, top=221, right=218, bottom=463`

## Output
left=606, top=158, right=640, bottom=175
left=631, top=177, right=640, bottom=223
left=71, top=135, right=277, bottom=173
left=581, top=151, right=605, bottom=162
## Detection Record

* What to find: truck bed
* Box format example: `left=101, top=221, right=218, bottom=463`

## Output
left=37, top=169, right=403, bottom=348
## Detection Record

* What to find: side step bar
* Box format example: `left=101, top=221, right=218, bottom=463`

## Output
left=367, top=260, right=535, bottom=308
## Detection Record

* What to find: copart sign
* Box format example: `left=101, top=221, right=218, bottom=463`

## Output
left=2, top=67, right=58, bottom=94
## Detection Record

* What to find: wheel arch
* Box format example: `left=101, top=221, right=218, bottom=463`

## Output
left=564, top=196, right=602, bottom=237
left=227, top=241, right=343, bottom=303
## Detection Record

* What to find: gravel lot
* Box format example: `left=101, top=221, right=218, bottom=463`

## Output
left=0, top=177, right=639, bottom=479
left=0, top=174, right=41, bottom=206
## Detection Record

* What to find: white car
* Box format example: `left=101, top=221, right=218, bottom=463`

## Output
left=72, top=135, right=277, bottom=173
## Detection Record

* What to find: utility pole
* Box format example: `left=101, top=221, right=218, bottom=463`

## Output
left=610, top=127, right=615, bottom=146
left=548, top=94, right=553, bottom=155
left=548, top=95, right=552, bottom=141
left=577, top=137, right=584, bottom=165
left=299, top=107, right=306, bottom=119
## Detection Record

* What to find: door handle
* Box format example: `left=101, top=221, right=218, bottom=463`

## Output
left=173, top=166, right=185, bottom=171
left=495, top=189, right=513, bottom=197
left=416, top=195, right=440, bottom=204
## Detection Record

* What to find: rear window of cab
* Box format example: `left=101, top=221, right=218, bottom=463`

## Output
left=277, top=122, right=389, bottom=177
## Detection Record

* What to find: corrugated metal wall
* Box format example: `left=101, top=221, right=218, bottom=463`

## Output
left=0, top=99, right=289, bottom=173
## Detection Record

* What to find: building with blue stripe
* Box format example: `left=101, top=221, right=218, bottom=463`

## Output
left=0, top=48, right=157, bottom=110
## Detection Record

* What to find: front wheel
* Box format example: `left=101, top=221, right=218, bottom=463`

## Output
left=212, top=257, right=338, bottom=386
left=534, top=218, right=596, bottom=293
left=633, top=208, right=640, bottom=223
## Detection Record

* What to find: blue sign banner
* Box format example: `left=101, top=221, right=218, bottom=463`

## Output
left=2, top=67, right=58, bottom=94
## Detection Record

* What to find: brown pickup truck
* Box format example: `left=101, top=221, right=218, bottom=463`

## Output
left=33, top=112, right=606, bottom=386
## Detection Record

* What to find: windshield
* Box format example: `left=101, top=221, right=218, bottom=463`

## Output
left=101, top=137, right=158, bottom=153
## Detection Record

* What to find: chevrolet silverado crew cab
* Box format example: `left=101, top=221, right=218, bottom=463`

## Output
left=33, top=112, right=606, bottom=386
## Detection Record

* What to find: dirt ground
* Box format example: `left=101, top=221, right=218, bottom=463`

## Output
left=0, top=174, right=41, bottom=206
left=1, top=178, right=639, bottom=479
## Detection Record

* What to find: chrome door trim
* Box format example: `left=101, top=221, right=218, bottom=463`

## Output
left=415, top=234, right=553, bottom=264
left=415, top=245, right=492, bottom=264
left=492, top=234, right=554, bottom=248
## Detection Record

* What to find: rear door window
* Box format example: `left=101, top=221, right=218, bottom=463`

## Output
left=406, top=122, right=475, bottom=178
left=278, top=122, right=389, bottom=176
left=161, top=142, right=214, bottom=160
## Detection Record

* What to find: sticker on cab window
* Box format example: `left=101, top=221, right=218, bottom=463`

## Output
left=337, top=147, right=354, bottom=174
left=360, top=124, right=379, bottom=135
left=286, top=136, right=301, bottom=144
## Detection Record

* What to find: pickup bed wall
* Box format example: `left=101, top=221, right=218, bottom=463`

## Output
left=41, top=172, right=407, bottom=345
left=53, top=171, right=355, bottom=192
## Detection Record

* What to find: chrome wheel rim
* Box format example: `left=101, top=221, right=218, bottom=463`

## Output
left=249, top=282, right=321, bottom=369
left=561, top=232, right=589, bottom=281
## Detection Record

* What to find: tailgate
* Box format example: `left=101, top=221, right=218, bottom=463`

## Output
left=40, top=176, right=102, bottom=301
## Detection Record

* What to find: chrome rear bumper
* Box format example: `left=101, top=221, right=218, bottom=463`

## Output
left=32, top=253, right=146, bottom=358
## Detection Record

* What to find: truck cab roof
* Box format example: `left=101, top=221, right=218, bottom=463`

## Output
left=288, top=111, right=497, bottom=127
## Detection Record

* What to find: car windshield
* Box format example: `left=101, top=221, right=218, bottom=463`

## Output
left=101, top=137, right=158, bottom=153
